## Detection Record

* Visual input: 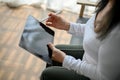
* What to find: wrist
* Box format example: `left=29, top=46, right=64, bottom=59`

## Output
left=64, top=22, right=70, bottom=31
left=61, top=53, right=66, bottom=63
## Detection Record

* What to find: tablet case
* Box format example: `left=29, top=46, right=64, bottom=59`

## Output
left=19, top=15, right=54, bottom=64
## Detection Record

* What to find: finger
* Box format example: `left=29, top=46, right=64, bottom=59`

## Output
left=46, top=22, right=52, bottom=26
left=48, top=13, right=58, bottom=20
left=46, top=18, right=53, bottom=23
left=52, top=54, right=55, bottom=59
left=47, top=42, right=55, bottom=51
left=46, top=15, right=55, bottom=23
left=48, top=13, right=56, bottom=16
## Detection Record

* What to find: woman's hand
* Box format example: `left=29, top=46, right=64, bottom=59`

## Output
left=46, top=13, right=70, bottom=31
left=48, top=43, right=66, bottom=63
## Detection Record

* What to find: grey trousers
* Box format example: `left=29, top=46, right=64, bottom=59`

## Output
left=40, top=45, right=90, bottom=80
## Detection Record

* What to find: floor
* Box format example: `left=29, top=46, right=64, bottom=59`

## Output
left=0, top=3, right=78, bottom=80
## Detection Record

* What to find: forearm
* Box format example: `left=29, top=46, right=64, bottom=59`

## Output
left=68, top=22, right=86, bottom=36
left=62, top=55, right=97, bottom=80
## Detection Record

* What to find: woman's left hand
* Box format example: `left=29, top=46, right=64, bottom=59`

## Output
left=48, top=43, right=66, bottom=63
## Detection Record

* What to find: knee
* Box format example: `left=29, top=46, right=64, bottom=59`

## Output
left=40, top=66, right=66, bottom=80
left=40, top=67, right=56, bottom=80
left=40, top=68, right=50, bottom=80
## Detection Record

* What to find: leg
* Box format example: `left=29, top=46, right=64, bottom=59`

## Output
left=40, top=66, right=90, bottom=80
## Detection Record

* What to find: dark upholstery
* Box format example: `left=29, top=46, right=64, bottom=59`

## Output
left=55, top=44, right=84, bottom=59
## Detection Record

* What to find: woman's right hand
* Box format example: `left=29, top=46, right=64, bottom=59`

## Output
left=48, top=43, right=66, bottom=63
left=46, top=13, right=70, bottom=31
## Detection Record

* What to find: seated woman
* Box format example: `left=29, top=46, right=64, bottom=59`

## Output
left=40, top=0, right=120, bottom=80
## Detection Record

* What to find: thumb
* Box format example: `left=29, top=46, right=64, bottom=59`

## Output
left=48, top=13, right=56, bottom=17
left=47, top=42, right=55, bottom=51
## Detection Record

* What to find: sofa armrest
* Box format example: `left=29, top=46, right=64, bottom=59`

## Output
left=55, top=44, right=84, bottom=60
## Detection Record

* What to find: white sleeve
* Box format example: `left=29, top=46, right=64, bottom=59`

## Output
left=68, top=14, right=95, bottom=37
left=68, top=22, right=86, bottom=36
left=63, top=29, right=120, bottom=80
left=63, top=55, right=97, bottom=80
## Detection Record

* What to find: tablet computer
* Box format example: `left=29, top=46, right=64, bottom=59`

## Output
left=19, top=15, right=54, bottom=64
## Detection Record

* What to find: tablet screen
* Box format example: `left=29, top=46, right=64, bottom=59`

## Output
left=19, top=15, right=54, bottom=64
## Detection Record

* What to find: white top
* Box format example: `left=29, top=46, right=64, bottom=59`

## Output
left=62, top=14, right=120, bottom=80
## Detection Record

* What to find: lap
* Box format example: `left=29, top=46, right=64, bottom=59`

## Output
left=40, top=45, right=90, bottom=80
left=40, top=66, right=90, bottom=80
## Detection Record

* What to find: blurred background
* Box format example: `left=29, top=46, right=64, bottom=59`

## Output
left=0, top=0, right=97, bottom=80
left=0, top=0, right=97, bottom=13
